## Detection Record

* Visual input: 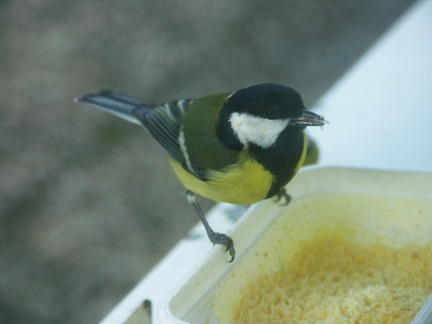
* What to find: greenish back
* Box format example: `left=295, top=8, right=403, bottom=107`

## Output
left=183, top=93, right=241, bottom=171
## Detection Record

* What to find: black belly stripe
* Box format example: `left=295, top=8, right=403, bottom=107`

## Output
left=250, top=129, right=304, bottom=198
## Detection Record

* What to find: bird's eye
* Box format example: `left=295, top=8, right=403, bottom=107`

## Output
left=263, top=106, right=279, bottom=119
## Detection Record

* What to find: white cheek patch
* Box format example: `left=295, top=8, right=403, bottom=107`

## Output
left=229, top=112, right=290, bottom=149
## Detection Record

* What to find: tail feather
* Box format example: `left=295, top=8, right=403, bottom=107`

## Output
left=74, top=90, right=153, bottom=125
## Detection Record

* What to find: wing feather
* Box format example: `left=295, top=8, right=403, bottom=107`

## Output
left=134, top=99, right=208, bottom=180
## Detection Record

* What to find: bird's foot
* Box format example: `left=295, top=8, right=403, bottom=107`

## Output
left=208, top=231, right=235, bottom=263
left=274, top=188, right=292, bottom=205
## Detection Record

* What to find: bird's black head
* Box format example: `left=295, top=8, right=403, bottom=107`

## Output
left=217, top=83, right=327, bottom=150
left=223, top=83, right=305, bottom=120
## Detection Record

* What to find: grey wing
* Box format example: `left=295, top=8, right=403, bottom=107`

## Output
left=133, top=99, right=209, bottom=180
left=75, top=90, right=207, bottom=179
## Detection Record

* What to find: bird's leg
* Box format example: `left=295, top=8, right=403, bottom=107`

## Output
left=274, top=188, right=292, bottom=205
left=186, top=190, right=235, bottom=262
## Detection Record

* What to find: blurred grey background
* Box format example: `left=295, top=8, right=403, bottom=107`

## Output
left=0, top=1, right=415, bottom=323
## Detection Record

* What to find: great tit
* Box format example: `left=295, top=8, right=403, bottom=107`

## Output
left=75, top=83, right=327, bottom=262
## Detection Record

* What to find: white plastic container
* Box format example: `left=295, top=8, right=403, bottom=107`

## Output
left=157, top=167, right=432, bottom=323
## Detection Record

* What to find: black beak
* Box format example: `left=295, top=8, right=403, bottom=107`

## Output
left=290, top=109, right=329, bottom=127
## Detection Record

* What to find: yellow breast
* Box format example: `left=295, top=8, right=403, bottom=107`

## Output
left=168, top=153, right=274, bottom=205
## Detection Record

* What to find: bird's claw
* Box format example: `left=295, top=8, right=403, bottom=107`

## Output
left=209, top=232, right=235, bottom=262
left=274, top=188, right=292, bottom=205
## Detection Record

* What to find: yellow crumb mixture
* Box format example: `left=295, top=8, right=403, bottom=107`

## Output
left=231, top=235, right=432, bottom=323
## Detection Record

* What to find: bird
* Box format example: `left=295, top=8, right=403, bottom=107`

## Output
left=75, top=83, right=328, bottom=262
